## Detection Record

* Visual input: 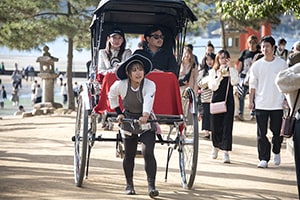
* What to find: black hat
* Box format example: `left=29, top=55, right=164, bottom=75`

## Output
left=116, top=54, right=152, bottom=80
left=109, top=28, right=125, bottom=38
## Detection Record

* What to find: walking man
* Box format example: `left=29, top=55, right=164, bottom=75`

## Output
left=249, top=35, right=288, bottom=168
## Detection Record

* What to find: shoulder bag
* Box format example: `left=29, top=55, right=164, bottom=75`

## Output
left=210, top=77, right=230, bottom=114
left=280, top=89, right=300, bottom=138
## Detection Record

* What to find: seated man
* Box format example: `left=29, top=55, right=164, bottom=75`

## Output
left=134, top=26, right=178, bottom=77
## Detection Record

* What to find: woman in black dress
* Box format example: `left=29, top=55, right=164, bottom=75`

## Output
left=208, top=50, right=239, bottom=163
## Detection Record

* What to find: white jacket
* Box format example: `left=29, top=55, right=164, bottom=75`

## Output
left=108, top=78, right=156, bottom=114
left=208, top=67, right=239, bottom=91
left=98, top=48, right=132, bottom=74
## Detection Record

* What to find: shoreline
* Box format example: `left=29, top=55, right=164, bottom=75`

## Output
left=0, top=54, right=89, bottom=73
left=0, top=75, right=86, bottom=117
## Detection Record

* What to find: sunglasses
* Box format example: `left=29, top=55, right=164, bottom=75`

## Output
left=150, top=34, right=164, bottom=40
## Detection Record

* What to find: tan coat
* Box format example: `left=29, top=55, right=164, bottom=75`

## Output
left=276, top=62, right=300, bottom=116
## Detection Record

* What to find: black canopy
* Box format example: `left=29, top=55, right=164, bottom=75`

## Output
left=90, top=0, right=197, bottom=50
left=91, top=0, right=197, bottom=36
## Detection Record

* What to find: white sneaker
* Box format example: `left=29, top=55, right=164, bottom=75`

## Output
left=274, top=153, right=281, bottom=165
left=223, top=151, right=230, bottom=163
left=257, top=160, right=268, bottom=168
left=211, top=147, right=219, bottom=159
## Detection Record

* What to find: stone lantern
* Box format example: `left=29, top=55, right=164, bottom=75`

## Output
left=36, top=46, right=59, bottom=104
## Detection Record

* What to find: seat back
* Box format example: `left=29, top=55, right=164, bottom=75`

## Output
left=147, top=71, right=183, bottom=115
left=94, top=71, right=183, bottom=116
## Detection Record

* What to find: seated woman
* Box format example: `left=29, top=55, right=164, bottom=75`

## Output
left=96, top=28, right=132, bottom=129
left=108, top=53, right=159, bottom=198
left=98, top=28, right=132, bottom=76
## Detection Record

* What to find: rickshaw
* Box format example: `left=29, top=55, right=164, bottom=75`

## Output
left=73, top=0, right=199, bottom=190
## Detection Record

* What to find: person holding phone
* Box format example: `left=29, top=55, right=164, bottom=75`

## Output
left=208, top=49, right=239, bottom=163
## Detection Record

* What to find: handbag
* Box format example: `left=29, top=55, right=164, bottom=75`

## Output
left=210, top=77, right=230, bottom=114
left=280, top=89, right=300, bottom=138
left=210, top=101, right=227, bottom=114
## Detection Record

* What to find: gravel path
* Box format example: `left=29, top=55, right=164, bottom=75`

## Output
left=0, top=112, right=298, bottom=199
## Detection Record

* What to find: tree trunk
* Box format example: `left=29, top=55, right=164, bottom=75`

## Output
left=67, top=37, right=75, bottom=110
left=220, top=19, right=226, bottom=50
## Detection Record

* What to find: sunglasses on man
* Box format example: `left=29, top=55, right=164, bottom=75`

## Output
left=150, top=34, right=164, bottom=40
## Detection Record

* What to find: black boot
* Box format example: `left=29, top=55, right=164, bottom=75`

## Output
left=148, top=178, right=159, bottom=198
left=125, top=179, right=135, bottom=195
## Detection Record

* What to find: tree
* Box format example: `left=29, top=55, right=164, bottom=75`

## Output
left=0, top=0, right=99, bottom=110
left=216, top=0, right=300, bottom=31
left=185, top=0, right=219, bottom=36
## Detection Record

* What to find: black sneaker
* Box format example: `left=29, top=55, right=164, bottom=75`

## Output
left=149, top=189, right=159, bottom=198
left=125, top=185, right=136, bottom=195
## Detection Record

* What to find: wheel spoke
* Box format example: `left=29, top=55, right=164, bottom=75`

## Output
left=179, top=88, right=198, bottom=189
left=73, top=95, right=88, bottom=187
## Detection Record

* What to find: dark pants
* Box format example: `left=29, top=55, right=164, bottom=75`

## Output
left=123, top=130, right=157, bottom=183
left=63, top=95, right=67, bottom=104
left=201, top=103, right=211, bottom=131
left=35, top=96, right=42, bottom=104
left=238, top=84, right=248, bottom=116
left=211, top=102, right=234, bottom=151
left=255, top=109, right=283, bottom=161
left=294, top=119, right=300, bottom=198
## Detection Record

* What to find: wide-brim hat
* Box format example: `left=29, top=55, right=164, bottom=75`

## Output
left=116, top=54, right=152, bottom=80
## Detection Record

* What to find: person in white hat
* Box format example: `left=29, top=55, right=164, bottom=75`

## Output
left=288, top=41, right=300, bottom=67
left=108, top=53, right=159, bottom=198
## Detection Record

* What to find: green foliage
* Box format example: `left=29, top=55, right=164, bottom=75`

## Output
left=185, top=0, right=219, bottom=36
left=216, top=0, right=300, bottom=30
left=281, top=0, right=300, bottom=18
left=0, top=0, right=98, bottom=51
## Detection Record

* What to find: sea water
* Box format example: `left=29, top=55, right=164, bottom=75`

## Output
left=1, top=36, right=299, bottom=72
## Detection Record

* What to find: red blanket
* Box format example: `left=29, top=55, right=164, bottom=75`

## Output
left=94, top=71, right=183, bottom=116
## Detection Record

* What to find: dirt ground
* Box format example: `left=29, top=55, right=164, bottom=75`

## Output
left=0, top=111, right=298, bottom=200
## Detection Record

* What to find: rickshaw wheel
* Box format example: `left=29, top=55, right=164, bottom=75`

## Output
left=116, top=132, right=124, bottom=158
left=179, top=87, right=199, bottom=189
left=74, top=94, right=88, bottom=187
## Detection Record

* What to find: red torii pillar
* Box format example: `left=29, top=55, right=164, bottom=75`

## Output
left=239, top=28, right=260, bottom=52
left=239, top=22, right=272, bottom=51
left=261, top=22, right=272, bottom=36
left=234, top=24, right=271, bottom=68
